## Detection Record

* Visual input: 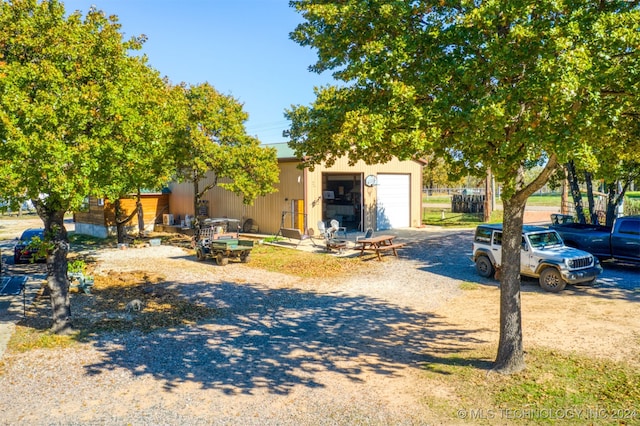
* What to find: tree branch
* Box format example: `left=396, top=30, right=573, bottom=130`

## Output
left=115, top=206, right=138, bottom=226
left=519, top=154, right=559, bottom=200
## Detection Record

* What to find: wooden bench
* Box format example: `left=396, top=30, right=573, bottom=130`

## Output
left=279, top=228, right=314, bottom=248
left=369, top=243, right=405, bottom=260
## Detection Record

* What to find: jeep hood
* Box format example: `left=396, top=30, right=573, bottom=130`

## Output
left=534, top=245, right=592, bottom=260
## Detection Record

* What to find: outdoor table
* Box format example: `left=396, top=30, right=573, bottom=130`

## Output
left=354, top=235, right=404, bottom=260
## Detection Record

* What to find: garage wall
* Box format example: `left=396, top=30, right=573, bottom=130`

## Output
left=167, top=154, right=424, bottom=235
left=308, top=157, right=423, bottom=232
left=168, top=162, right=304, bottom=235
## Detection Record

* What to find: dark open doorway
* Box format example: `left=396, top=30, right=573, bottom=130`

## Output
left=321, top=173, right=363, bottom=231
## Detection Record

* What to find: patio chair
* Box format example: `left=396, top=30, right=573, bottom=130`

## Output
left=328, top=219, right=341, bottom=239
left=356, top=228, right=374, bottom=242
left=330, top=219, right=347, bottom=238
left=317, top=221, right=329, bottom=239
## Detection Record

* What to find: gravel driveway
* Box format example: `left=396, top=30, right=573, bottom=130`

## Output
left=0, top=224, right=637, bottom=425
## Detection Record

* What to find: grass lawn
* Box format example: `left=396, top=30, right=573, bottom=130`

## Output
left=423, top=344, right=639, bottom=424
left=423, top=191, right=640, bottom=225
left=422, top=208, right=502, bottom=227
left=423, top=193, right=562, bottom=207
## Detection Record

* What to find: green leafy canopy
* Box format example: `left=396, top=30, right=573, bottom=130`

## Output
left=286, top=0, right=639, bottom=197
left=0, top=0, right=169, bottom=211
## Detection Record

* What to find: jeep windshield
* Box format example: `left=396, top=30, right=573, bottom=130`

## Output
left=528, top=231, right=563, bottom=249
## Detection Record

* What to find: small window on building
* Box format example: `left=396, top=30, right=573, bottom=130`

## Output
left=78, top=197, right=90, bottom=212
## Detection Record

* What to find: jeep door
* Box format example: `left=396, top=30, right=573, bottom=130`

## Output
left=520, top=236, right=536, bottom=275
left=493, top=231, right=533, bottom=275
left=491, top=231, right=503, bottom=266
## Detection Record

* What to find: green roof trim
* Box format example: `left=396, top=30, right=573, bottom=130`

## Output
left=264, top=142, right=297, bottom=160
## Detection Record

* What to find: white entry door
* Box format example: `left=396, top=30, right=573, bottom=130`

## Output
left=376, top=174, right=410, bottom=230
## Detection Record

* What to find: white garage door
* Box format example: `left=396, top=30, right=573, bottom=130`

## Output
left=376, top=174, right=410, bottom=230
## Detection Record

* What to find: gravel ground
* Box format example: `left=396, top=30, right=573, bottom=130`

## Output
left=0, top=227, right=474, bottom=425
left=1, top=224, right=637, bottom=425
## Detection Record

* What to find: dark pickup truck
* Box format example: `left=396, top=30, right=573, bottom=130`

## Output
left=550, top=215, right=640, bottom=263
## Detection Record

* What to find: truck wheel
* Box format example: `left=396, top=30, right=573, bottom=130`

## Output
left=196, top=248, right=205, bottom=261
left=539, top=268, right=566, bottom=292
left=475, top=256, right=495, bottom=278
left=240, top=252, right=250, bottom=263
left=216, top=254, right=229, bottom=266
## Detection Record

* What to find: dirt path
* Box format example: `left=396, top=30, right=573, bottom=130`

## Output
left=428, top=280, right=640, bottom=366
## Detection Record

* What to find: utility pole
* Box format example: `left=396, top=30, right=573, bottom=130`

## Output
left=484, top=168, right=493, bottom=222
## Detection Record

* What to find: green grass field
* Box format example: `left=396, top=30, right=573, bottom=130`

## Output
left=424, top=191, right=640, bottom=205
left=422, top=191, right=640, bottom=225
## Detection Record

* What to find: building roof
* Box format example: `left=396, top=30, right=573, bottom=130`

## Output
left=264, top=142, right=297, bottom=160
left=264, top=142, right=428, bottom=165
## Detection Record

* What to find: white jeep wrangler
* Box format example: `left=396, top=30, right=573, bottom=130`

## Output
left=472, top=224, right=602, bottom=292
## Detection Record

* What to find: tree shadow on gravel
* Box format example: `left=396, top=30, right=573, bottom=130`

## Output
left=83, top=280, right=490, bottom=395
left=404, top=231, right=481, bottom=281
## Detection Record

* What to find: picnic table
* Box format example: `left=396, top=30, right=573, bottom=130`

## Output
left=354, top=234, right=404, bottom=260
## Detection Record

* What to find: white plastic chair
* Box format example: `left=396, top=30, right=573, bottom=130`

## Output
left=328, top=220, right=340, bottom=239
left=317, top=221, right=329, bottom=239
left=330, top=219, right=348, bottom=238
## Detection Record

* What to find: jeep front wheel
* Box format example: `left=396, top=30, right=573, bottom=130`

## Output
left=539, top=268, right=566, bottom=292
left=475, top=256, right=495, bottom=278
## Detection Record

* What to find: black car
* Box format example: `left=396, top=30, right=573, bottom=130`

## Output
left=13, top=228, right=46, bottom=264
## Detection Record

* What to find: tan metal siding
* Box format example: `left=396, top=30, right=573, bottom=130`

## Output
left=168, top=156, right=423, bottom=236
left=168, top=164, right=305, bottom=235
left=308, top=157, right=423, bottom=231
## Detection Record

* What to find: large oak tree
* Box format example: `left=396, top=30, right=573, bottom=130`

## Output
left=171, top=82, right=280, bottom=229
left=0, top=0, right=175, bottom=333
left=286, top=0, right=639, bottom=373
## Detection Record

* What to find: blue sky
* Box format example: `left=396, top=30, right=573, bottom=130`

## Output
left=62, top=0, right=332, bottom=143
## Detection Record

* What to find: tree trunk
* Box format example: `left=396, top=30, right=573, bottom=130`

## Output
left=115, top=199, right=126, bottom=244
left=605, top=184, right=617, bottom=227
left=566, top=161, right=586, bottom=223
left=493, top=155, right=558, bottom=374
left=483, top=168, right=493, bottom=223
left=136, top=190, right=144, bottom=237
left=561, top=169, right=570, bottom=215
left=584, top=171, right=597, bottom=224
left=193, top=172, right=201, bottom=238
left=33, top=203, right=73, bottom=334
left=114, top=198, right=138, bottom=244
left=605, top=180, right=628, bottom=227
left=493, top=196, right=526, bottom=374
